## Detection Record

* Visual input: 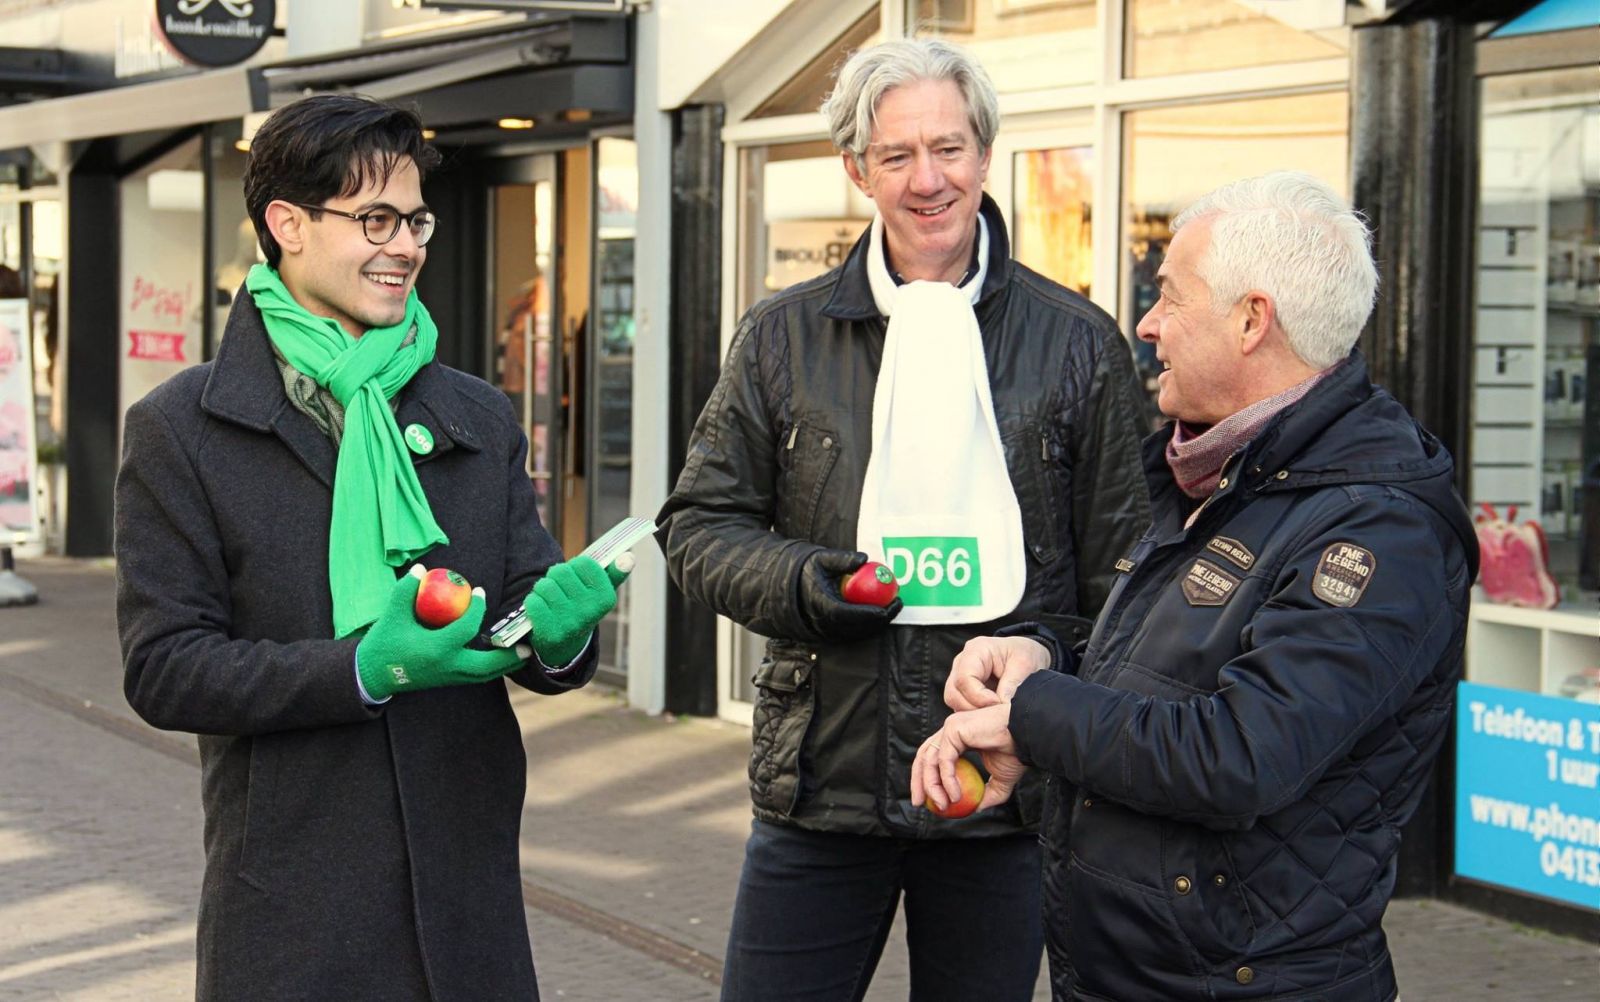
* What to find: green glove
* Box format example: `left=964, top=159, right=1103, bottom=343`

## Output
left=524, top=555, right=630, bottom=667
left=356, top=565, right=528, bottom=700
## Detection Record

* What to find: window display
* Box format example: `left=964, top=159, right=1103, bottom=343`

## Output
left=1464, top=64, right=1599, bottom=735
left=1011, top=145, right=1092, bottom=296
left=1471, top=65, right=1598, bottom=619
left=737, top=140, right=874, bottom=316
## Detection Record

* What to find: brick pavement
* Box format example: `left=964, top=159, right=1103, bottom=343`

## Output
left=1, top=556, right=1596, bottom=1000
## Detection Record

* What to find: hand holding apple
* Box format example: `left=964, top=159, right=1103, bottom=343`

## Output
left=911, top=701, right=1026, bottom=817
left=840, top=561, right=899, bottom=606
left=924, top=757, right=986, bottom=819
left=798, top=549, right=903, bottom=641
left=356, top=566, right=529, bottom=701
left=414, top=568, right=473, bottom=628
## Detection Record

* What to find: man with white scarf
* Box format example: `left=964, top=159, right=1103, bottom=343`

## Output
left=656, top=38, right=1149, bottom=1001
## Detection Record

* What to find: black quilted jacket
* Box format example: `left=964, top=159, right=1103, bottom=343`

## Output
left=1009, top=355, right=1478, bottom=1001
left=656, top=196, right=1150, bottom=837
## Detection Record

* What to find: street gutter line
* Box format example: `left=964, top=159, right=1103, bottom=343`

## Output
left=0, top=668, right=724, bottom=986
left=0, top=670, right=200, bottom=766
left=521, top=879, right=722, bottom=983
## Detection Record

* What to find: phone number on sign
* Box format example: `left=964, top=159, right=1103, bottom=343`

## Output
left=1540, top=843, right=1600, bottom=887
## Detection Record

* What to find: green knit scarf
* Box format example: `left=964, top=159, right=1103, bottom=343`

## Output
left=247, top=264, right=448, bottom=638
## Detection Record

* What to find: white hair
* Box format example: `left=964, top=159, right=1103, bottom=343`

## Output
left=821, top=38, right=1000, bottom=169
left=1173, top=171, right=1378, bottom=370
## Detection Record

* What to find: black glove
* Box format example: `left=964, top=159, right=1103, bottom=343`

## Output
left=797, top=548, right=903, bottom=642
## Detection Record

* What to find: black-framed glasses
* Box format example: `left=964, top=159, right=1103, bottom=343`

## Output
left=288, top=201, right=437, bottom=247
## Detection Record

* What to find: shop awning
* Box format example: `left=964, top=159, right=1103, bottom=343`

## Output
left=0, top=17, right=627, bottom=153
left=0, top=65, right=265, bottom=152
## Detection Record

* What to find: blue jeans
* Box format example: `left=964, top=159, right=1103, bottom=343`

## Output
left=721, top=820, right=1043, bottom=1002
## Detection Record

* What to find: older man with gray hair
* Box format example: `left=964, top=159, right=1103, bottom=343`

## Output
left=914, top=171, right=1479, bottom=1001
left=656, top=37, right=1148, bottom=1001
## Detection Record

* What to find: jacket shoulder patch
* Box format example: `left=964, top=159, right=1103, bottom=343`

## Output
left=1181, top=558, right=1240, bottom=607
left=1312, top=542, right=1377, bottom=607
left=1205, top=536, right=1255, bottom=570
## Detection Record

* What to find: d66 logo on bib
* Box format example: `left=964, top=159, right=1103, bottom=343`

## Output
left=882, top=536, right=983, bottom=607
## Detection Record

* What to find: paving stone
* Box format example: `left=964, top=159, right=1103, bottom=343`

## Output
left=1, top=557, right=1594, bottom=1000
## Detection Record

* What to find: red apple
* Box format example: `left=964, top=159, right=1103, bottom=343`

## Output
left=926, top=757, right=986, bottom=820
left=414, top=568, right=472, bottom=628
left=840, top=561, right=899, bottom=606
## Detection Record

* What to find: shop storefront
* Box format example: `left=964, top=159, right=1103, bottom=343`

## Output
left=0, top=0, right=641, bottom=682
left=660, top=0, right=1598, bottom=933
left=1453, top=5, right=1599, bottom=931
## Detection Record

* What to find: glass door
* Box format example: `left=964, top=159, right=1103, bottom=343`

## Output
left=488, top=157, right=560, bottom=532
left=589, top=137, right=638, bottom=684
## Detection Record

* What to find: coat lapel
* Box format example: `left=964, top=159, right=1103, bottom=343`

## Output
left=201, top=286, right=486, bottom=490
left=202, top=289, right=338, bottom=491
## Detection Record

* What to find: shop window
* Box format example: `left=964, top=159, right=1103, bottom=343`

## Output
left=120, top=138, right=205, bottom=449
left=750, top=8, right=881, bottom=119
left=0, top=157, right=63, bottom=553
left=1456, top=63, right=1599, bottom=916
left=737, top=139, right=875, bottom=316
left=911, top=0, right=1097, bottom=92
left=1466, top=65, right=1599, bottom=670
left=1011, top=145, right=1093, bottom=295
left=1121, top=91, right=1347, bottom=409
left=1124, top=0, right=1348, bottom=79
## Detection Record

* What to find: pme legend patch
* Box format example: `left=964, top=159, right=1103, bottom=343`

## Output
left=1181, top=558, right=1240, bottom=607
left=1312, top=542, right=1376, bottom=607
left=1205, top=536, right=1256, bottom=570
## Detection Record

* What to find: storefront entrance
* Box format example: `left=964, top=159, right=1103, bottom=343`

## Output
left=483, top=141, right=638, bottom=684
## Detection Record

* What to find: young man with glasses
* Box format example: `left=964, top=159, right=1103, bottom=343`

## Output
left=114, top=94, right=623, bottom=1001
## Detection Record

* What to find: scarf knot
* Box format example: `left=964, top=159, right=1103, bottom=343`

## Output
left=247, top=264, right=448, bottom=637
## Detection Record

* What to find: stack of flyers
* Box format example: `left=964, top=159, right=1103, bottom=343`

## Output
left=488, top=516, right=657, bottom=649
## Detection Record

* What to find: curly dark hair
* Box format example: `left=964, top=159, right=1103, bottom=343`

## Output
left=243, top=94, right=441, bottom=268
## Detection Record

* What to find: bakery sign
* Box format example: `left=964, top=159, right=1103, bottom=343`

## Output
left=154, top=0, right=276, bottom=67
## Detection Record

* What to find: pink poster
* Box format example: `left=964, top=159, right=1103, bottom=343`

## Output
left=0, top=298, right=38, bottom=539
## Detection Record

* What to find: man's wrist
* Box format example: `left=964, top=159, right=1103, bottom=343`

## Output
left=354, top=652, right=392, bottom=705
left=533, top=631, right=594, bottom=674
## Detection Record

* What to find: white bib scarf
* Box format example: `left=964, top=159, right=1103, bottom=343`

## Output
left=855, top=214, right=1026, bottom=624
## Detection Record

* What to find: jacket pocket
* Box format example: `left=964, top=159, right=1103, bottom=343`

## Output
left=777, top=421, right=842, bottom=541
left=748, top=640, right=818, bottom=817
left=237, top=738, right=277, bottom=892
left=1165, top=827, right=1256, bottom=963
left=1002, top=419, right=1063, bottom=565
left=1063, top=851, right=1204, bottom=998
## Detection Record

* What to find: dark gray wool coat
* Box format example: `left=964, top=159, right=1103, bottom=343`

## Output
left=115, top=290, right=594, bottom=1001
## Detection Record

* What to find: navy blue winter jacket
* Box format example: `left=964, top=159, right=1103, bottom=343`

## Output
left=1010, top=354, right=1478, bottom=1002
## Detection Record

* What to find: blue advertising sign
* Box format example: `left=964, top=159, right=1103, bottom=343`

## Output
left=1455, top=681, right=1600, bottom=911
